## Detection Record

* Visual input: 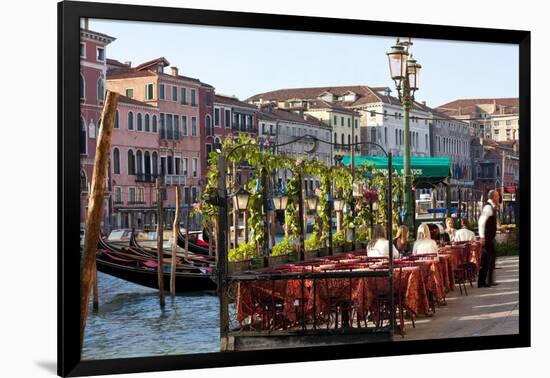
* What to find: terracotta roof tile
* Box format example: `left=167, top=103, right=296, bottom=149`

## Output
left=214, top=94, right=257, bottom=110
left=436, top=98, right=519, bottom=116
left=117, top=94, right=156, bottom=108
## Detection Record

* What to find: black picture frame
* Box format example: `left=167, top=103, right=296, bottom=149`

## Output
left=58, top=1, right=531, bottom=376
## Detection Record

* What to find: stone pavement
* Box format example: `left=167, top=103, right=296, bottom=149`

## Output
left=396, top=255, right=519, bottom=340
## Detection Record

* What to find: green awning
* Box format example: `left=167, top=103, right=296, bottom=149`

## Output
left=341, top=155, right=452, bottom=187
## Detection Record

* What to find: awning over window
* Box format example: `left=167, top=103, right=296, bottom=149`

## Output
left=341, top=155, right=453, bottom=188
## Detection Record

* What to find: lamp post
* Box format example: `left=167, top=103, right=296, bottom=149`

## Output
left=387, top=38, right=421, bottom=231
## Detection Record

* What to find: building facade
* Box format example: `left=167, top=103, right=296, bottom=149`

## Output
left=436, top=98, right=519, bottom=142
left=106, top=57, right=213, bottom=228
left=79, top=22, right=115, bottom=229
left=109, top=96, right=160, bottom=229
left=471, top=138, right=519, bottom=197
left=247, top=85, right=431, bottom=158
left=429, top=110, right=473, bottom=201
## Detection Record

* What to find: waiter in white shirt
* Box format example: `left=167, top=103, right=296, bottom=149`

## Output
left=477, top=189, right=500, bottom=287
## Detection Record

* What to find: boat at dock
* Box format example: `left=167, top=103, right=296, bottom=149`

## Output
left=95, top=231, right=217, bottom=293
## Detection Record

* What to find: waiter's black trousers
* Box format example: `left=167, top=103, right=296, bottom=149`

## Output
left=478, top=239, right=496, bottom=286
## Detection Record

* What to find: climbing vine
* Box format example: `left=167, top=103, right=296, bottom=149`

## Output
left=199, top=134, right=408, bottom=260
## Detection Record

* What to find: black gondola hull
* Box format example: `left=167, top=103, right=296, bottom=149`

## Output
left=96, top=258, right=217, bottom=292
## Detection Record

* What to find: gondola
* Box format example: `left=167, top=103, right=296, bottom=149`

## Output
left=176, top=228, right=212, bottom=256
left=96, top=237, right=217, bottom=292
left=129, top=232, right=215, bottom=266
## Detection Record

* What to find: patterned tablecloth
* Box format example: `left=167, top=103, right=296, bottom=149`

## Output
left=235, top=241, right=480, bottom=327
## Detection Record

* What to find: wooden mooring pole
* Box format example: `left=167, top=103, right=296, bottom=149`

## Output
left=171, top=185, right=181, bottom=296
left=80, top=90, right=119, bottom=352
left=185, top=187, right=190, bottom=258
left=92, top=259, right=99, bottom=311
left=156, top=177, right=165, bottom=307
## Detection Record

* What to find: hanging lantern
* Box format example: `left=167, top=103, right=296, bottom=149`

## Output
left=305, top=194, right=319, bottom=212
left=333, top=198, right=345, bottom=212
left=272, top=193, right=289, bottom=211
left=233, top=187, right=251, bottom=211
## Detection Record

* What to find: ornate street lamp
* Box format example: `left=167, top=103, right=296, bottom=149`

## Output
left=305, top=194, right=319, bottom=212
left=386, top=43, right=408, bottom=88
left=233, top=187, right=251, bottom=211
left=333, top=197, right=345, bottom=212
left=407, top=55, right=421, bottom=93
left=386, top=38, right=421, bottom=231
left=272, top=193, right=289, bottom=211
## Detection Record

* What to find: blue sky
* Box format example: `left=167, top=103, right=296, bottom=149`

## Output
left=91, top=18, right=518, bottom=107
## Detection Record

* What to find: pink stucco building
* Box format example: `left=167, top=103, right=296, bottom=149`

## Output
left=108, top=95, right=161, bottom=229
left=106, top=57, right=214, bottom=229
left=79, top=21, right=115, bottom=228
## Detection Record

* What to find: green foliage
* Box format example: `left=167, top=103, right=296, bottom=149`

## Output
left=332, top=230, right=346, bottom=247
left=271, top=237, right=296, bottom=256
left=496, top=240, right=519, bottom=256
left=198, top=133, right=406, bottom=255
left=305, top=233, right=322, bottom=251
left=355, top=229, right=369, bottom=244
left=228, top=242, right=257, bottom=262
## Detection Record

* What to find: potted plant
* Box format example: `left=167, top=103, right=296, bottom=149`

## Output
left=304, top=233, right=321, bottom=260
left=228, top=242, right=256, bottom=273
left=269, top=236, right=296, bottom=266
left=332, top=230, right=345, bottom=254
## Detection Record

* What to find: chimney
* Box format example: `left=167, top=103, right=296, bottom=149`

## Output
left=170, top=66, right=179, bottom=76
left=422, top=101, right=426, bottom=106
left=124, top=61, right=132, bottom=67
left=81, top=18, right=89, bottom=30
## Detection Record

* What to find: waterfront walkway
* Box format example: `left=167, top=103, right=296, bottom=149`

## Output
left=397, top=255, right=519, bottom=340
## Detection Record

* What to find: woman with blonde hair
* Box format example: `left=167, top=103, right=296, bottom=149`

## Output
left=367, top=224, right=399, bottom=258
left=413, top=223, right=439, bottom=255
left=393, top=225, right=411, bottom=257
left=442, top=217, right=456, bottom=244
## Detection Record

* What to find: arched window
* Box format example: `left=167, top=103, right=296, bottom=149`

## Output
left=113, top=148, right=120, bottom=174
left=115, top=110, right=119, bottom=129
left=152, top=115, right=157, bottom=133
left=395, top=129, right=398, bottom=144
left=334, top=132, right=337, bottom=146
left=137, top=113, right=143, bottom=131
left=355, top=135, right=358, bottom=145
left=136, top=150, right=143, bottom=174
left=127, top=149, right=135, bottom=175
left=80, top=117, right=86, bottom=154
left=144, top=151, right=151, bottom=175
left=144, top=114, right=150, bottom=132
left=80, top=74, right=85, bottom=100
left=97, top=78, right=104, bottom=102
left=128, top=111, right=134, bottom=130
left=348, top=134, right=351, bottom=146
left=152, top=152, right=158, bottom=175
left=341, top=134, right=344, bottom=145
left=80, top=170, right=87, bottom=192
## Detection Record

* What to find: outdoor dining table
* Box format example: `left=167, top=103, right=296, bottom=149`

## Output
left=234, top=256, right=431, bottom=329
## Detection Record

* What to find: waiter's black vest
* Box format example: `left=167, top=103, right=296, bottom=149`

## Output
left=484, top=201, right=497, bottom=240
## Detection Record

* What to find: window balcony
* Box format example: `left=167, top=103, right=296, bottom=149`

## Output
left=164, top=175, right=187, bottom=186
left=135, top=173, right=159, bottom=183
left=127, top=200, right=146, bottom=205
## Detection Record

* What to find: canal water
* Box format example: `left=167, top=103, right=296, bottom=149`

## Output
left=83, top=234, right=312, bottom=360
left=82, top=272, right=221, bottom=360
